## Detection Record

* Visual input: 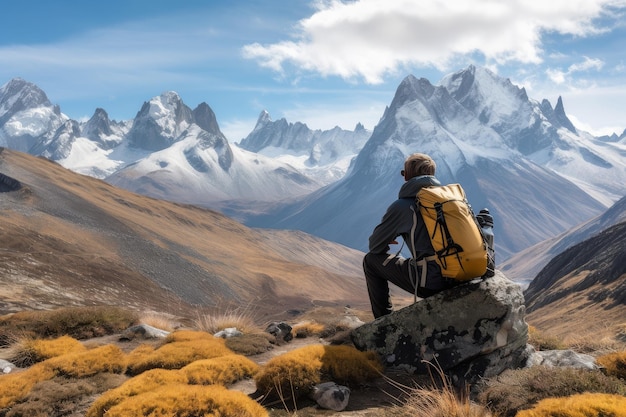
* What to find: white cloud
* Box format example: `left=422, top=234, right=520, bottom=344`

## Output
left=242, top=0, right=624, bottom=84
left=569, top=56, right=605, bottom=72
left=547, top=69, right=567, bottom=84
left=545, top=56, right=604, bottom=84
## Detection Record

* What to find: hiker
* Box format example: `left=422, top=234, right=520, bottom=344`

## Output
left=363, top=153, right=458, bottom=318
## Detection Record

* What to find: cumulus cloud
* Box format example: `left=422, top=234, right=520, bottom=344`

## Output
left=242, top=0, right=623, bottom=84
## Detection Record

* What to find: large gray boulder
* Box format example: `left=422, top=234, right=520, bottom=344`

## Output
left=351, top=271, right=528, bottom=384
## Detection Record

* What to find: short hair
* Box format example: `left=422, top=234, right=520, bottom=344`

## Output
left=404, top=153, right=436, bottom=179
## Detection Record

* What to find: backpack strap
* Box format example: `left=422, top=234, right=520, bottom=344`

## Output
left=382, top=240, right=405, bottom=266
left=409, top=205, right=437, bottom=302
left=432, top=201, right=464, bottom=271
left=414, top=256, right=437, bottom=300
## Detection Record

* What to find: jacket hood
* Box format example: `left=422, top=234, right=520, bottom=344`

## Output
left=398, top=175, right=440, bottom=199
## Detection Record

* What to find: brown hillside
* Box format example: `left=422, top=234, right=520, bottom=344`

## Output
left=0, top=148, right=369, bottom=321
left=524, top=221, right=626, bottom=339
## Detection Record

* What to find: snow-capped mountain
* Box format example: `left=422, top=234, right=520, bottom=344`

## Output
left=240, top=66, right=623, bottom=260
left=2, top=67, right=625, bottom=264
left=0, top=78, right=68, bottom=153
left=82, top=108, right=129, bottom=150
left=239, top=110, right=371, bottom=184
left=440, top=68, right=626, bottom=205
left=0, top=79, right=324, bottom=204
left=105, top=92, right=321, bottom=204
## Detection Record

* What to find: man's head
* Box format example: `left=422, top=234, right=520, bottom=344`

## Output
left=402, top=153, right=436, bottom=181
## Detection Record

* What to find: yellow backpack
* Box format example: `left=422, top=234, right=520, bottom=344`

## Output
left=414, top=184, right=489, bottom=281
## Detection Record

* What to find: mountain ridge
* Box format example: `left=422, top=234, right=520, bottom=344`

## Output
left=523, top=219, right=626, bottom=338
left=241, top=66, right=617, bottom=260
left=1, top=67, right=625, bottom=265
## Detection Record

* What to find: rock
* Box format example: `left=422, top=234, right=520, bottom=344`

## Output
left=339, top=315, right=365, bottom=329
left=265, top=321, right=293, bottom=343
left=310, top=382, right=350, bottom=411
left=213, top=327, right=243, bottom=338
left=351, top=271, right=528, bottom=384
left=1, top=359, right=15, bottom=374
left=119, top=324, right=170, bottom=341
left=526, top=348, right=597, bottom=370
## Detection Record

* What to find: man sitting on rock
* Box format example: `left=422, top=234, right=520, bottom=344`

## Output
left=363, top=153, right=459, bottom=318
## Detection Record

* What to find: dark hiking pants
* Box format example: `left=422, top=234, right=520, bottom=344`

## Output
left=363, top=252, right=449, bottom=319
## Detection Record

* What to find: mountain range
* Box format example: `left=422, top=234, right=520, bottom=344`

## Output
left=239, top=67, right=625, bottom=261
left=1, top=66, right=626, bottom=265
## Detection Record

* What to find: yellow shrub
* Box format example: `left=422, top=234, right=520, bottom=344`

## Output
left=320, top=345, right=383, bottom=383
left=254, top=344, right=382, bottom=400
left=103, top=384, right=268, bottom=417
left=527, top=325, right=565, bottom=351
left=126, top=331, right=233, bottom=375
left=0, top=363, right=56, bottom=408
left=596, top=351, right=626, bottom=380
left=292, top=322, right=326, bottom=338
left=401, top=384, right=494, bottom=417
left=181, top=354, right=260, bottom=385
left=86, top=368, right=186, bottom=417
left=12, top=335, right=87, bottom=366
left=516, top=392, right=626, bottom=417
left=43, top=344, right=126, bottom=378
left=163, top=329, right=215, bottom=343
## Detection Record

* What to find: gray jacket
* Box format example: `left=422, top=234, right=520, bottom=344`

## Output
left=368, top=175, right=440, bottom=257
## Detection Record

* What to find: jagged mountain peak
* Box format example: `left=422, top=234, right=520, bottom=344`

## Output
left=0, top=78, right=68, bottom=153
left=442, top=65, right=529, bottom=120
left=256, top=109, right=271, bottom=125
left=127, top=91, right=194, bottom=151
left=390, top=75, right=438, bottom=109
left=554, top=96, right=577, bottom=133
left=0, top=78, right=54, bottom=125
left=84, top=108, right=113, bottom=137
left=80, top=107, right=126, bottom=150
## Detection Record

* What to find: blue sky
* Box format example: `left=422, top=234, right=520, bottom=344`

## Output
left=1, top=0, right=625, bottom=141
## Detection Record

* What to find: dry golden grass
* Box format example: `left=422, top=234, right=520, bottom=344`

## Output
left=292, top=321, right=326, bottom=338
left=138, top=311, right=179, bottom=332
left=181, top=353, right=259, bottom=385
left=0, top=343, right=127, bottom=409
left=527, top=325, right=565, bottom=351
left=86, top=368, right=186, bottom=417
left=478, top=366, right=626, bottom=417
left=194, top=305, right=260, bottom=334
left=125, top=330, right=233, bottom=376
left=516, top=392, right=626, bottom=417
left=0, top=363, right=55, bottom=408
left=4, top=373, right=126, bottom=417
left=103, top=384, right=268, bottom=417
left=391, top=386, right=493, bottom=417
left=0, top=306, right=138, bottom=344
left=8, top=335, right=87, bottom=367
left=88, top=351, right=260, bottom=416
left=596, top=351, right=626, bottom=379
left=559, top=323, right=626, bottom=354
left=43, top=344, right=127, bottom=378
left=254, top=344, right=383, bottom=402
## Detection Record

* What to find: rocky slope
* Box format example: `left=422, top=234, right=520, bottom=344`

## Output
left=0, top=148, right=368, bottom=320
